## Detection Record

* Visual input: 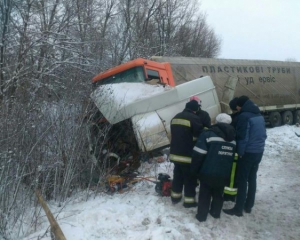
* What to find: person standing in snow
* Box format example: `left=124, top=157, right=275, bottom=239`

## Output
left=190, top=96, right=211, bottom=129
left=169, top=100, right=204, bottom=208
left=191, top=113, right=236, bottom=222
left=223, top=96, right=267, bottom=217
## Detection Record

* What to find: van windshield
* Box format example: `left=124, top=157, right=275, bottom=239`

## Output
left=99, top=66, right=145, bottom=85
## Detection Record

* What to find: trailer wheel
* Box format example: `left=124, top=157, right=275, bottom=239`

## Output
left=281, top=111, right=293, bottom=125
left=293, top=110, right=300, bottom=124
left=269, top=112, right=282, bottom=127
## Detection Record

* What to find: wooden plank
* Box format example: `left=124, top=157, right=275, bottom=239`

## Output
left=35, top=190, right=66, bottom=240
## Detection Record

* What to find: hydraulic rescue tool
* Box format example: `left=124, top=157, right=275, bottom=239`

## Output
left=154, top=173, right=172, bottom=197
left=106, top=172, right=172, bottom=196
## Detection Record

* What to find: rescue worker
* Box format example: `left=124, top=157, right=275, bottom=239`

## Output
left=170, top=100, right=203, bottom=208
left=191, top=113, right=236, bottom=222
left=190, top=96, right=211, bottom=128
left=223, top=97, right=240, bottom=202
left=223, top=96, right=267, bottom=216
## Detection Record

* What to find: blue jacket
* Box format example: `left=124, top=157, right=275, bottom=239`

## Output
left=236, top=100, right=267, bottom=156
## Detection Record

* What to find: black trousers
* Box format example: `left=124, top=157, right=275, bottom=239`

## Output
left=171, top=163, right=197, bottom=203
left=235, top=152, right=263, bottom=212
left=197, top=181, right=225, bottom=221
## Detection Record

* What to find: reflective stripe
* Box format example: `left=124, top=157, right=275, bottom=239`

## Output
left=184, top=197, right=195, bottom=203
left=224, top=186, right=237, bottom=195
left=169, top=154, right=191, bottom=164
left=207, top=137, right=236, bottom=145
left=193, top=146, right=207, bottom=154
left=171, top=191, right=182, bottom=198
left=171, top=118, right=191, bottom=127
left=224, top=156, right=238, bottom=195
left=229, top=162, right=237, bottom=188
left=193, top=137, right=198, bottom=141
left=224, top=186, right=237, bottom=192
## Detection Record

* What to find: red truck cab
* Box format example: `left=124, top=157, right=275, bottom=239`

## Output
left=92, top=58, right=175, bottom=87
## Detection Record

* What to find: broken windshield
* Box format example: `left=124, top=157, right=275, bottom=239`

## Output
left=99, top=66, right=145, bottom=85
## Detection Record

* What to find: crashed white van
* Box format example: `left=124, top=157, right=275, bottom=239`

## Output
left=90, top=76, right=220, bottom=156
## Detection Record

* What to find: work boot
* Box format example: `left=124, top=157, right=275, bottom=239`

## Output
left=195, top=214, right=206, bottom=222
left=172, top=199, right=181, bottom=205
left=183, top=202, right=198, bottom=208
left=223, top=207, right=243, bottom=217
left=244, top=206, right=252, bottom=213
left=171, top=197, right=182, bottom=205
left=209, top=210, right=220, bottom=219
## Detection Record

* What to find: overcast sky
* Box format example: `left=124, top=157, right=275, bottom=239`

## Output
left=200, top=0, right=300, bottom=61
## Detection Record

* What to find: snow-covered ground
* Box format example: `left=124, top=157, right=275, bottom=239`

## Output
left=22, top=125, right=300, bottom=240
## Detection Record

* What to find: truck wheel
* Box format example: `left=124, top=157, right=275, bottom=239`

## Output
left=281, top=111, right=293, bottom=125
left=293, top=110, right=300, bottom=124
left=269, top=112, right=282, bottom=127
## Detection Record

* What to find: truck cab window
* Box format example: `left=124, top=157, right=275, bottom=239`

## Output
left=146, top=69, right=160, bottom=85
left=93, top=66, right=145, bottom=88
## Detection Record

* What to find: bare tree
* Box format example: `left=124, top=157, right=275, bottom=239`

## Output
left=174, top=14, right=221, bottom=57
left=0, top=0, right=12, bottom=99
left=125, top=0, right=221, bottom=59
left=0, top=0, right=222, bottom=237
left=285, top=58, right=297, bottom=62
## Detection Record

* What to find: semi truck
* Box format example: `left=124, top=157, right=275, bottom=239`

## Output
left=89, top=57, right=300, bottom=165
left=150, top=56, right=300, bottom=127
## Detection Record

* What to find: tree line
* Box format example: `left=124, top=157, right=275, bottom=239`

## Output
left=0, top=0, right=221, bottom=100
left=0, top=0, right=221, bottom=238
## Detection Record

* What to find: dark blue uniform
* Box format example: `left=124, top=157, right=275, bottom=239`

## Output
left=169, top=107, right=203, bottom=207
left=196, top=109, right=211, bottom=129
left=191, top=123, right=236, bottom=222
